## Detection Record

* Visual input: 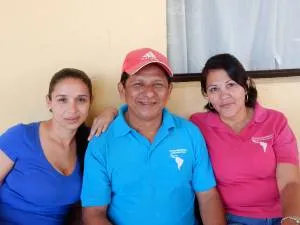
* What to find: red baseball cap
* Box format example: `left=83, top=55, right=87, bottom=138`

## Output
left=122, top=48, right=173, bottom=77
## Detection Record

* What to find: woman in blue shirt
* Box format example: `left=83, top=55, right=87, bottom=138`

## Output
left=0, top=68, right=92, bottom=225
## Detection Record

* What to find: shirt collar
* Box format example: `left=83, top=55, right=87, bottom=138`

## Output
left=252, top=102, right=267, bottom=123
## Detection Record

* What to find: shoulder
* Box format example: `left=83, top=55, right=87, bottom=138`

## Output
left=169, top=112, right=206, bottom=142
left=189, top=111, right=216, bottom=130
left=86, top=124, right=114, bottom=158
left=0, top=122, right=38, bottom=140
left=0, top=122, right=39, bottom=160
left=170, top=113, right=199, bottom=130
left=254, top=104, right=287, bottom=125
left=189, top=111, right=210, bottom=123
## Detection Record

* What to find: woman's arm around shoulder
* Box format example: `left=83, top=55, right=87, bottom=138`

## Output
left=88, top=107, right=118, bottom=141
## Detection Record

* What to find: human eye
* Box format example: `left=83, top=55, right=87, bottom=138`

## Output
left=132, top=82, right=143, bottom=88
left=226, top=81, right=238, bottom=89
left=153, top=82, right=164, bottom=88
left=77, top=96, right=88, bottom=103
left=57, top=97, right=67, bottom=103
left=207, top=86, right=219, bottom=93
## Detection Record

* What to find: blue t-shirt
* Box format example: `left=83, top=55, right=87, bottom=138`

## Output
left=81, top=105, right=216, bottom=225
left=0, top=122, right=82, bottom=225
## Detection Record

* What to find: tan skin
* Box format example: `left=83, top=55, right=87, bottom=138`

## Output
left=84, top=64, right=226, bottom=225
left=91, top=68, right=300, bottom=223
left=205, top=69, right=252, bottom=133
left=118, top=65, right=172, bottom=142
left=206, top=69, right=300, bottom=223
left=0, top=78, right=91, bottom=183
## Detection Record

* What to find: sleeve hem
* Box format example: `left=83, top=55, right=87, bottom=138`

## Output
left=194, top=182, right=216, bottom=193
left=81, top=199, right=110, bottom=207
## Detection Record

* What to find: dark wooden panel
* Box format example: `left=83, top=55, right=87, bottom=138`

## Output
left=172, top=69, right=300, bottom=83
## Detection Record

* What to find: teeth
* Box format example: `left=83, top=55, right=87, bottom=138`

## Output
left=139, top=102, right=155, bottom=105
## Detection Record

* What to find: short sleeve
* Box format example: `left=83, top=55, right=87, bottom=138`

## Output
left=189, top=124, right=216, bottom=192
left=273, top=115, right=298, bottom=165
left=0, top=124, right=24, bottom=161
left=81, top=136, right=111, bottom=207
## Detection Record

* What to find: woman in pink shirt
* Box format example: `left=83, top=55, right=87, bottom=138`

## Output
left=93, top=53, right=300, bottom=225
left=189, top=53, right=300, bottom=225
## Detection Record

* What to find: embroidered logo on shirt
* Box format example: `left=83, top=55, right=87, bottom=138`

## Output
left=251, top=134, right=273, bottom=152
left=169, top=149, right=187, bottom=170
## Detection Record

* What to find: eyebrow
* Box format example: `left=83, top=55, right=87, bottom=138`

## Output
left=207, top=79, right=233, bottom=87
left=225, top=79, right=234, bottom=83
left=54, top=94, right=89, bottom=98
left=207, top=84, right=217, bottom=88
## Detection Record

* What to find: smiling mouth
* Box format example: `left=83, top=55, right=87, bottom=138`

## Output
left=65, top=117, right=80, bottom=122
left=220, top=103, right=234, bottom=108
left=139, top=101, right=157, bottom=105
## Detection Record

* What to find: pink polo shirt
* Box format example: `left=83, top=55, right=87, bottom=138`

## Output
left=190, top=103, right=298, bottom=218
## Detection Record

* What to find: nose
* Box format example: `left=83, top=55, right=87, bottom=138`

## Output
left=143, top=85, right=155, bottom=97
left=219, top=88, right=230, bottom=99
left=68, top=100, right=78, bottom=113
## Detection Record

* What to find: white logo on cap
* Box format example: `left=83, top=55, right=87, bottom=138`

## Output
left=141, top=51, right=157, bottom=61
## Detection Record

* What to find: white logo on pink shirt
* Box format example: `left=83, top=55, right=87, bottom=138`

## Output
left=169, top=149, right=187, bottom=171
left=251, top=134, right=273, bottom=152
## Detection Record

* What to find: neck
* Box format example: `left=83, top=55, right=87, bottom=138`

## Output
left=125, top=112, right=162, bottom=142
left=43, top=120, right=77, bottom=146
left=220, top=107, right=253, bottom=133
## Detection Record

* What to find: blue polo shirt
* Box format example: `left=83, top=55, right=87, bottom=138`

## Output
left=81, top=105, right=216, bottom=225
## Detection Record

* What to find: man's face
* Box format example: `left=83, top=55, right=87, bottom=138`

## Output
left=118, top=64, right=172, bottom=123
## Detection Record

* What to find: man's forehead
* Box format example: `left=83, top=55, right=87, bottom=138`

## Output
left=135, top=63, right=167, bottom=74
left=129, top=71, right=169, bottom=82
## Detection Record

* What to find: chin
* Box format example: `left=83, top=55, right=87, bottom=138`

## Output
left=139, top=113, right=161, bottom=121
left=219, top=110, right=238, bottom=119
left=64, top=121, right=84, bottom=130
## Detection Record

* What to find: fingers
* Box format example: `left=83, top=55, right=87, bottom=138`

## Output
left=88, top=119, right=107, bottom=141
left=88, top=120, right=99, bottom=141
left=88, top=108, right=116, bottom=141
left=95, top=127, right=102, bottom=137
left=102, top=124, right=108, bottom=133
left=88, top=127, right=96, bottom=141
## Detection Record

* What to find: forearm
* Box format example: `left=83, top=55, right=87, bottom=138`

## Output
left=83, top=208, right=112, bottom=225
left=198, top=189, right=226, bottom=225
left=85, top=218, right=112, bottom=225
left=281, top=182, right=300, bottom=219
left=84, top=215, right=112, bottom=225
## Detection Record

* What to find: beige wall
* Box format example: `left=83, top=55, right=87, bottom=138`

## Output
left=0, top=0, right=166, bottom=132
left=1, top=1, right=299, bottom=141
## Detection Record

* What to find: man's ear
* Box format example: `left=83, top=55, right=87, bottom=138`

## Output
left=118, top=82, right=126, bottom=102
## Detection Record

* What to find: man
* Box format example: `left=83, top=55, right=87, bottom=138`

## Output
left=81, top=48, right=226, bottom=225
